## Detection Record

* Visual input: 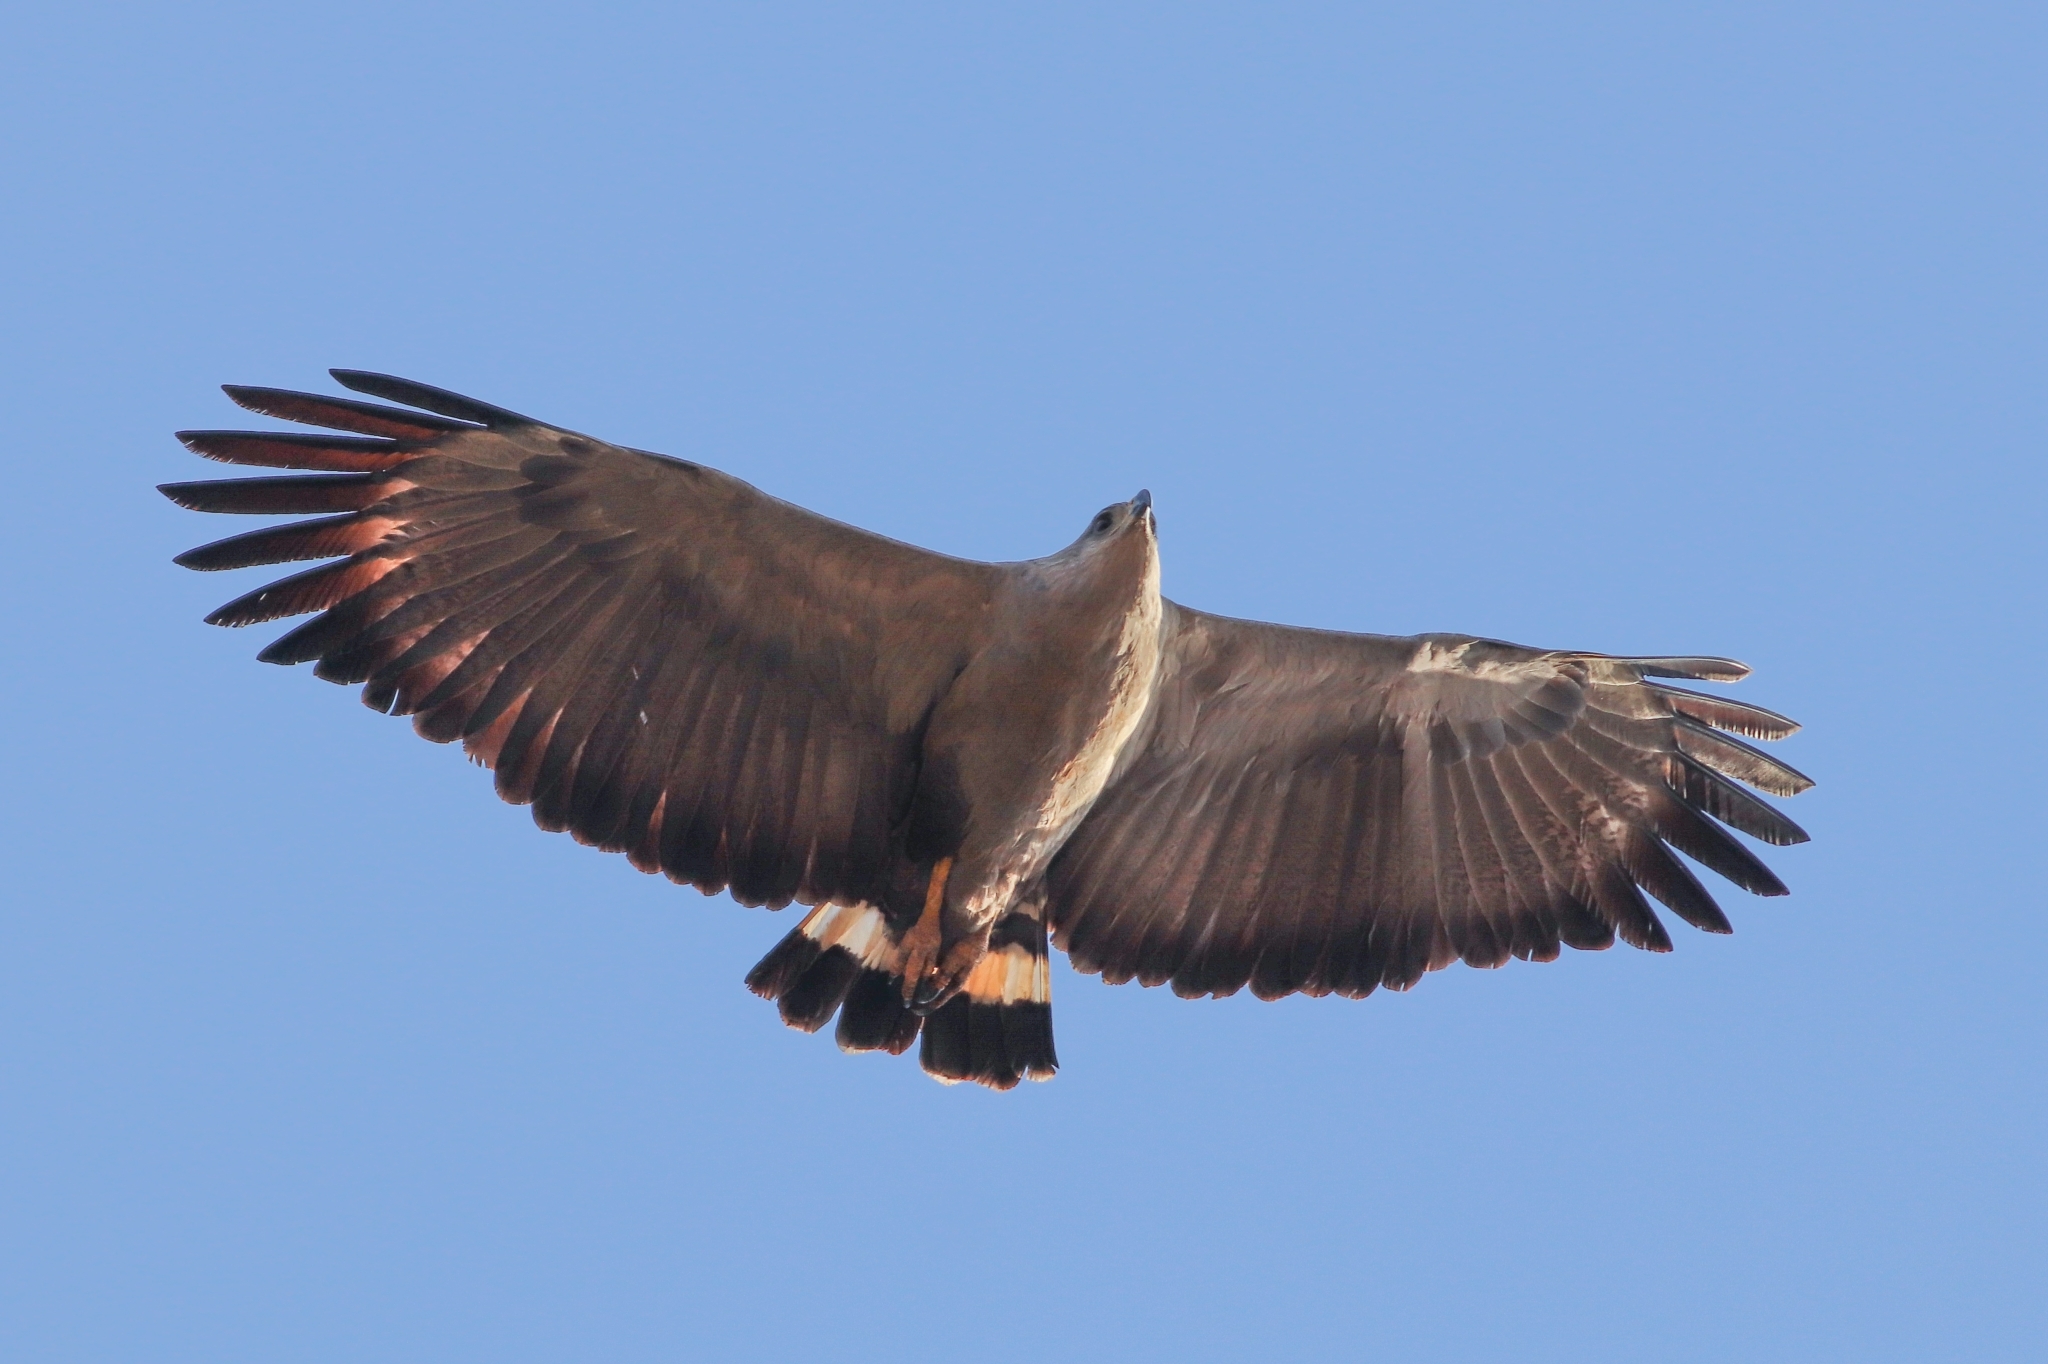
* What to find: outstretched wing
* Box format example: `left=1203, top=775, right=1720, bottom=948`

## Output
left=163, top=371, right=1004, bottom=911
left=1045, top=603, right=1812, bottom=1000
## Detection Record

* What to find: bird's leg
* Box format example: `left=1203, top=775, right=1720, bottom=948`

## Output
left=899, top=856, right=952, bottom=1004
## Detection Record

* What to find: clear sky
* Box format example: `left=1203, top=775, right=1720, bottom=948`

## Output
left=2, top=3, right=2042, bottom=1360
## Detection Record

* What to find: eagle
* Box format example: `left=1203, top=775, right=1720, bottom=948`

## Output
left=162, top=372, right=1812, bottom=1089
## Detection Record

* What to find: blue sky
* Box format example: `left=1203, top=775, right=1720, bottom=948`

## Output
left=2, top=3, right=2042, bottom=1360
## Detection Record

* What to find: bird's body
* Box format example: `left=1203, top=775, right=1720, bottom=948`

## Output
left=919, top=502, right=1164, bottom=949
left=165, top=372, right=1812, bottom=1088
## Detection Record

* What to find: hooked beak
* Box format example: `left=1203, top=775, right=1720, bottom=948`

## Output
left=1131, top=488, right=1152, bottom=518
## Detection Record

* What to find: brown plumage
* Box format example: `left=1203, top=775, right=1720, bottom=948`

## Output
left=164, top=371, right=1812, bottom=1089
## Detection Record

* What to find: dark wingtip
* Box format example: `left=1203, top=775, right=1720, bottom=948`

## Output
left=329, top=370, right=533, bottom=427
left=219, top=383, right=477, bottom=438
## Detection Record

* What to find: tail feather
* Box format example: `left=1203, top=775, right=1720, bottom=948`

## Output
left=836, top=969, right=922, bottom=1055
left=778, top=948, right=860, bottom=1032
left=919, top=907, right=1058, bottom=1089
left=747, top=902, right=920, bottom=1047
left=745, top=901, right=1058, bottom=1088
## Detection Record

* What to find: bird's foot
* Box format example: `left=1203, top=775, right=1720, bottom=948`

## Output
left=910, top=938, right=987, bottom=1014
left=899, top=856, right=953, bottom=1005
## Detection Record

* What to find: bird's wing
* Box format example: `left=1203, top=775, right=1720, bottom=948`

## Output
left=1044, top=602, right=1812, bottom=1000
left=163, top=371, right=1005, bottom=912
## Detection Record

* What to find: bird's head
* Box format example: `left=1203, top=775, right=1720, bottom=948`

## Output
left=1075, top=488, right=1154, bottom=548
left=1042, top=488, right=1159, bottom=595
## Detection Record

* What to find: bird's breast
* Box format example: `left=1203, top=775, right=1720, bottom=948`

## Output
left=1031, top=549, right=1164, bottom=850
left=939, top=543, right=1166, bottom=929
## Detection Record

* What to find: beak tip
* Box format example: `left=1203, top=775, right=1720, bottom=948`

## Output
left=1132, top=488, right=1152, bottom=512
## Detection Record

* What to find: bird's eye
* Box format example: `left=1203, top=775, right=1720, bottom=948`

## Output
left=1091, top=512, right=1114, bottom=534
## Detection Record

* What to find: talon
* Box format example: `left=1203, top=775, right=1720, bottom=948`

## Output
left=900, top=856, right=952, bottom=1004
left=913, top=937, right=987, bottom=1012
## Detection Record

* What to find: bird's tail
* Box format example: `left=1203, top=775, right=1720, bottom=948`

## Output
left=746, top=902, right=923, bottom=1056
left=745, top=901, right=1058, bottom=1090
left=918, top=907, right=1059, bottom=1088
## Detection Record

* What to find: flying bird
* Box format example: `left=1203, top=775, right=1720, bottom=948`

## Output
left=162, top=372, right=1812, bottom=1089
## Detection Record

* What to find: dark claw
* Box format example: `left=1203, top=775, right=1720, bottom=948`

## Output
left=909, top=976, right=961, bottom=1015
